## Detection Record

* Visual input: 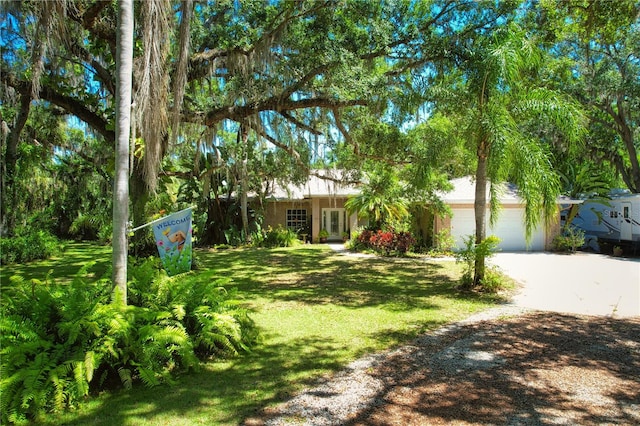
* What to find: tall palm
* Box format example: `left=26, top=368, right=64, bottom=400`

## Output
left=449, top=25, right=584, bottom=287
left=112, top=0, right=134, bottom=304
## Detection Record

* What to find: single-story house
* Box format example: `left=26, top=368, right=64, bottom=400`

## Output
left=262, top=171, right=366, bottom=242
left=263, top=173, right=568, bottom=251
left=433, top=177, right=562, bottom=251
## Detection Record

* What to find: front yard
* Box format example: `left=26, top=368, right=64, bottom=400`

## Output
left=2, top=243, right=504, bottom=425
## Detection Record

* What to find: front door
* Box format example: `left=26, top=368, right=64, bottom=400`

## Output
left=322, top=208, right=345, bottom=240
left=620, top=202, right=632, bottom=241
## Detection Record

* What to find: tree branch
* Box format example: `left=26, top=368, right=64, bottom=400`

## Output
left=278, top=111, right=322, bottom=135
left=68, top=40, right=115, bottom=95
left=203, top=97, right=367, bottom=127
left=81, top=1, right=112, bottom=28
left=251, top=124, right=307, bottom=172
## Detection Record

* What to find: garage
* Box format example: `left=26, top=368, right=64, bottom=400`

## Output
left=450, top=207, right=546, bottom=251
left=436, top=177, right=553, bottom=252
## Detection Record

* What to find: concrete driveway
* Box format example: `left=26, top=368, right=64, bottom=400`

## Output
left=491, top=252, right=640, bottom=318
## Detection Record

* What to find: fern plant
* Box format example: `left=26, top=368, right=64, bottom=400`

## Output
left=1, top=258, right=257, bottom=423
left=128, top=258, right=258, bottom=358
left=1, top=267, right=111, bottom=423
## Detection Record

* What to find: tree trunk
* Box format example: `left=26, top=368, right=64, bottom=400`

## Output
left=603, top=96, right=640, bottom=193
left=1, top=91, right=31, bottom=237
left=112, top=0, right=133, bottom=305
left=473, top=141, right=489, bottom=287
left=620, top=124, right=640, bottom=193
left=239, top=124, right=251, bottom=243
left=130, top=161, right=152, bottom=256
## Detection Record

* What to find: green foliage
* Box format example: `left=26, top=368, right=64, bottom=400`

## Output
left=1, top=268, right=113, bottom=423
left=128, top=258, right=258, bottom=357
left=552, top=227, right=585, bottom=253
left=0, top=259, right=256, bottom=423
left=256, top=226, right=302, bottom=248
left=345, top=226, right=369, bottom=252
left=431, top=230, right=455, bottom=255
left=223, top=225, right=246, bottom=247
left=345, top=167, right=410, bottom=230
left=559, top=163, right=617, bottom=199
left=478, top=266, right=512, bottom=293
left=97, top=222, right=113, bottom=244
left=456, top=235, right=502, bottom=291
left=535, top=0, right=640, bottom=192
left=0, top=229, right=61, bottom=265
left=69, top=213, right=103, bottom=241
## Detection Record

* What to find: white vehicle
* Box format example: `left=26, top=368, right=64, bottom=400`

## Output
left=571, top=190, right=640, bottom=251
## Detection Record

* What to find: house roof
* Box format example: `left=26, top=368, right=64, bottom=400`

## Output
left=266, top=170, right=361, bottom=200
left=439, top=177, right=522, bottom=205
left=441, top=176, right=585, bottom=205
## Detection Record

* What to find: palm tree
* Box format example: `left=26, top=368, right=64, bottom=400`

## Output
left=112, top=0, right=134, bottom=304
left=345, top=169, right=409, bottom=230
left=448, top=25, right=584, bottom=287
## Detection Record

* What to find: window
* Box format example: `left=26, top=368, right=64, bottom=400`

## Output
left=623, top=206, right=630, bottom=219
left=286, top=209, right=307, bottom=231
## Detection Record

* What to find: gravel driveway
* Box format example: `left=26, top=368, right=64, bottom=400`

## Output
left=245, top=250, right=640, bottom=426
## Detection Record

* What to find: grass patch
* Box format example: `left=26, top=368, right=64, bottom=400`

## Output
left=3, top=243, right=504, bottom=425
left=0, top=241, right=111, bottom=284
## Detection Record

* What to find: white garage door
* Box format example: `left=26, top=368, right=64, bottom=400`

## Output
left=450, top=208, right=545, bottom=251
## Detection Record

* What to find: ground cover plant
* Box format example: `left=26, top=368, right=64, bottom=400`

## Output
left=0, top=229, right=62, bottom=265
left=0, top=247, right=255, bottom=424
left=1, top=242, right=504, bottom=425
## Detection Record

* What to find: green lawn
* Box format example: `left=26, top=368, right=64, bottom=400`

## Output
left=0, top=241, right=111, bottom=285
left=1, top=242, right=504, bottom=425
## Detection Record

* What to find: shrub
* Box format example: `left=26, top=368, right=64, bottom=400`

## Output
left=431, top=230, right=455, bottom=254
left=1, top=260, right=256, bottom=424
left=69, top=214, right=101, bottom=240
left=456, top=235, right=502, bottom=291
left=552, top=227, right=585, bottom=253
left=97, top=222, right=113, bottom=244
left=369, top=230, right=395, bottom=254
left=0, top=229, right=61, bottom=265
left=394, top=231, right=416, bottom=254
left=479, top=266, right=513, bottom=293
left=258, top=225, right=301, bottom=248
left=127, top=258, right=257, bottom=357
left=354, top=228, right=416, bottom=256
left=1, top=268, right=117, bottom=423
left=223, top=225, right=245, bottom=247
left=345, top=227, right=367, bottom=251
left=355, top=228, right=375, bottom=249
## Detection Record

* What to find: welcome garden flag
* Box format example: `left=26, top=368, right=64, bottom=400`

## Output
left=152, top=207, right=193, bottom=276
